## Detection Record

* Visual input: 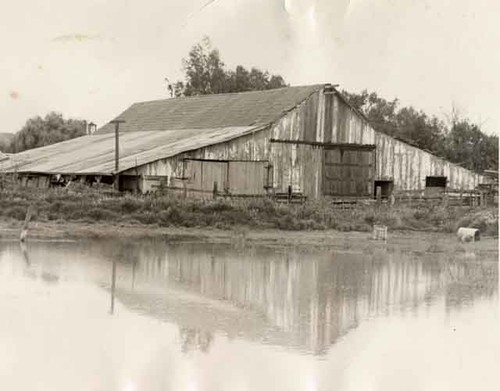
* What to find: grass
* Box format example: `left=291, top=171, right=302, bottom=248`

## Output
left=0, top=181, right=498, bottom=235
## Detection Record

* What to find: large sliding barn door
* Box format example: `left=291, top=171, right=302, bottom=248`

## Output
left=323, top=147, right=375, bottom=197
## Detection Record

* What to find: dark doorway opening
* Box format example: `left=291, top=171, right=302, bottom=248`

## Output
left=425, top=176, right=447, bottom=188
left=425, top=176, right=447, bottom=198
left=119, top=175, right=141, bottom=192
left=374, top=180, right=394, bottom=199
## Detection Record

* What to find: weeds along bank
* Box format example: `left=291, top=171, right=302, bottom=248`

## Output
left=0, top=184, right=497, bottom=235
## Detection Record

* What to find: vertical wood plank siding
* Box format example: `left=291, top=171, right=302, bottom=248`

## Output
left=323, top=93, right=333, bottom=143
left=122, top=87, right=485, bottom=197
left=228, top=161, right=268, bottom=195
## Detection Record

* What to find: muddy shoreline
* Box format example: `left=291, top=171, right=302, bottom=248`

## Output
left=0, top=220, right=498, bottom=255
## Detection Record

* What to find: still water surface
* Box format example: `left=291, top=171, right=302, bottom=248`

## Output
left=0, top=239, right=498, bottom=390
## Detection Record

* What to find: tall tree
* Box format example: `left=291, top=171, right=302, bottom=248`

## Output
left=0, top=133, right=14, bottom=152
left=8, top=112, right=86, bottom=153
left=343, top=89, right=498, bottom=172
left=442, top=120, right=498, bottom=172
left=173, top=37, right=287, bottom=97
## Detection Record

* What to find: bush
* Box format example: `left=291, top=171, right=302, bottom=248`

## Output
left=200, top=199, right=235, bottom=213
left=3, top=206, right=27, bottom=220
left=131, top=212, right=156, bottom=224
left=457, top=209, right=498, bottom=234
left=86, top=208, right=120, bottom=222
left=122, top=197, right=144, bottom=214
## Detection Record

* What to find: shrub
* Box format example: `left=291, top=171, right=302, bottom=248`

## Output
left=119, top=198, right=142, bottom=214
left=3, top=206, right=27, bottom=220
left=131, top=212, right=158, bottom=225
left=200, top=199, right=235, bottom=213
left=86, top=208, right=120, bottom=222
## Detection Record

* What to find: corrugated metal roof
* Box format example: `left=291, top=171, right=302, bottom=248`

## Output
left=0, top=126, right=263, bottom=175
left=97, top=85, right=325, bottom=133
left=0, top=86, right=327, bottom=176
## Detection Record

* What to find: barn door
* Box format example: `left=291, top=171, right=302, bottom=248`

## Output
left=184, top=159, right=228, bottom=193
left=323, top=147, right=375, bottom=197
left=227, top=161, right=269, bottom=195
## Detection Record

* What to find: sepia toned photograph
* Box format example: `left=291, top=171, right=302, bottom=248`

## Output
left=0, top=0, right=498, bottom=390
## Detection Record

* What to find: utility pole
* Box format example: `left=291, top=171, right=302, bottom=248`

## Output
left=165, top=77, right=173, bottom=98
left=110, top=120, right=125, bottom=190
left=88, top=121, right=97, bottom=135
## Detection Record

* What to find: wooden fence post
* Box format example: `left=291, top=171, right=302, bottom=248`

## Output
left=213, top=181, right=218, bottom=199
left=389, top=193, right=395, bottom=207
left=376, top=186, right=382, bottom=204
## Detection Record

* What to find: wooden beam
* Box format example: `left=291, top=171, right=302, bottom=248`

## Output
left=269, top=139, right=376, bottom=150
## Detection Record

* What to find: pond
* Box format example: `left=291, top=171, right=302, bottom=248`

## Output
left=0, top=238, right=498, bottom=390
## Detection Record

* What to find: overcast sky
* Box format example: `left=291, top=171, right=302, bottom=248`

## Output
left=1, top=0, right=499, bottom=135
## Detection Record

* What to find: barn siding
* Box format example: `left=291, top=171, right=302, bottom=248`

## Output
left=228, top=161, right=268, bottom=195
left=123, top=129, right=271, bottom=178
left=373, top=132, right=481, bottom=191
left=270, top=89, right=483, bottom=195
left=123, top=87, right=484, bottom=197
left=268, top=142, right=322, bottom=198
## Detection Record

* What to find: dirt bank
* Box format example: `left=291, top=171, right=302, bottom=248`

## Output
left=0, top=220, right=497, bottom=256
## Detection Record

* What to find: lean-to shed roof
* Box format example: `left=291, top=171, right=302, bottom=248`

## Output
left=0, top=126, right=263, bottom=175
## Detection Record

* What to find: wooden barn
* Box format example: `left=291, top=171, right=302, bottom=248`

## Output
left=0, top=84, right=486, bottom=199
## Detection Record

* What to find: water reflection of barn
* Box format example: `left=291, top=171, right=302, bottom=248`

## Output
left=110, top=243, right=497, bottom=355
left=0, top=85, right=486, bottom=199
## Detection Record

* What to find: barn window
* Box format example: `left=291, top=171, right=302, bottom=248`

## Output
left=425, top=176, right=447, bottom=188
left=425, top=176, right=447, bottom=198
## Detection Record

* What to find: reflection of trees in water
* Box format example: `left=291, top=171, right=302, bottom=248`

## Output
left=442, top=254, right=498, bottom=310
left=113, top=242, right=497, bottom=355
left=179, top=327, right=213, bottom=354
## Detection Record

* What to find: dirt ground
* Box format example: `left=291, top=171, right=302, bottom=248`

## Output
left=0, top=219, right=497, bottom=257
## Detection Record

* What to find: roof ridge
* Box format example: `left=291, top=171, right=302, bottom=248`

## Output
left=97, top=83, right=333, bottom=133
left=132, top=84, right=327, bottom=106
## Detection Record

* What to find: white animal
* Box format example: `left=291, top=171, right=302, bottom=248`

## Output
left=457, top=227, right=480, bottom=243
